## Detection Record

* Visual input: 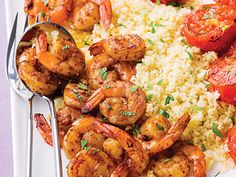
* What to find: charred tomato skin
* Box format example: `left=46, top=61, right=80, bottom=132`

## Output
left=183, top=4, right=236, bottom=52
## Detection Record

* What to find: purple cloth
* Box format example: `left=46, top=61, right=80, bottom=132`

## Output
left=0, top=1, right=13, bottom=177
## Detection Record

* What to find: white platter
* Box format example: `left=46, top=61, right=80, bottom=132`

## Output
left=5, top=0, right=236, bottom=176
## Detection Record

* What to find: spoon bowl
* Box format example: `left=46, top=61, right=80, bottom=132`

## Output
left=16, top=21, right=77, bottom=177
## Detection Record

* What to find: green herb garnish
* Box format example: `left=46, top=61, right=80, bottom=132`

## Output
left=157, top=79, right=163, bottom=86
left=146, top=94, right=154, bottom=101
left=155, top=23, right=165, bottom=27
left=156, top=0, right=160, bottom=5
left=41, top=12, right=46, bottom=18
left=101, top=117, right=107, bottom=123
left=147, top=39, right=155, bottom=45
left=77, top=83, right=88, bottom=90
left=193, top=106, right=203, bottom=113
left=156, top=124, right=165, bottom=131
left=133, top=124, right=141, bottom=135
left=212, top=123, right=224, bottom=138
left=63, top=45, right=70, bottom=50
left=165, top=95, right=174, bottom=105
left=181, top=38, right=187, bottom=45
left=73, top=89, right=83, bottom=101
left=163, top=158, right=170, bottom=163
left=118, top=23, right=126, bottom=27
left=130, top=85, right=138, bottom=92
left=159, top=109, right=170, bottom=118
left=200, top=144, right=206, bottom=152
left=185, top=50, right=193, bottom=60
left=80, top=139, right=88, bottom=149
left=103, top=101, right=112, bottom=110
left=121, top=111, right=136, bottom=116
left=149, top=21, right=156, bottom=33
left=230, top=116, right=235, bottom=125
left=99, top=67, right=108, bottom=80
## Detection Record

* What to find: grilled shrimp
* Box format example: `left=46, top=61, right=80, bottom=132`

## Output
left=63, top=117, right=106, bottom=159
left=103, top=138, right=124, bottom=162
left=141, top=114, right=190, bottom=155
left=151, top=144, right=206, bottom=177
left=93, top=120, right=149, bottom=173
left=88, top=53, right=136, bottom=89
left=67, top=148, right=116, bottom=177
left=17, top=48, right=58, bottom=96
left=64, top=83, right=92, bottom=109
left=89, top=34, right=146, bottom=61
left=36, top=30, right=85, bottom=79
left=151, top=152, right=190, bottom=177
left=138, top=115, right=171, bottom=141
left=34, top=106, right=82, bottom=145
left=82, top=80, right=146, bottom=126
left=24, top=0, right=112, bottom=30
left=178, top=144, right=206, bottom=177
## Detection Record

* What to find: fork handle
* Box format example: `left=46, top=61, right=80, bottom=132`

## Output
left=26, top=97, right=33, bottom=177
left=47, top=98, right=63, bottom=177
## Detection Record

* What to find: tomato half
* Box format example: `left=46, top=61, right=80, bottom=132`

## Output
left=214, top=0, right=236, bottom=7
left=183, top=4, right=236, bottom=52
left=208, top=57, right=236, bottom=105
left=228, top=125, right=236, bottom=163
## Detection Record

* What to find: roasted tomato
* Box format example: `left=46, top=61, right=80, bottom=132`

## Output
left=150, top=0, right=185, bottom=4
left=183, top=4, right=236, bottom=52
left=214, top=0, right=236, bottom=7
left=228, top=125, right=236, bottom=163
left=208, top=57, right=236, bottom=105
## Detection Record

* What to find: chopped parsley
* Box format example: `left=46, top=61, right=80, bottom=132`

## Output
left=41, top=12, right=46, bottom=18
left=212, top=123, right=224, bottom=138
left=193, top=106, right=203, bottom=113
left=101, top=117, right=107, bottom=123
left=133, top=124, right=141, bottom=135
left=156, top=124, right=165, bottom=131
left=160, top=38, right=165, bottom=43
left=181, top=38, right=187, bottom=45
left=63, top=45, right=70, bottom=50
left=99, top=67, right=108, bottom=80
left=73, top=89, right=83, bottom=101
left=130, top=85, right=138, bottom=92
left=77, top=83, right=88, bottom=90
left=103, top=101, right=112, bottom=110
left=157, top=79, right=163, bottom=86
left=200, top=144, right=206, bottom=152
left=165, top=95, right=174, bottom=105
left=84, top=38, right=90, bottom=46
left=80, top=139, right=88, bottom=149
left=203, top=81, right=210, bottom=88
left=105, top=85, right=112, bottom=89
left=155, top=23, right=165, bottom=27
left=147, top=39, right=155, bottom=45
left=159, top=109, right=170, bottom=118
left=230, top=116, right=235, bottom=125
left=121, top=111, right=136, bottom=116
left=146, top=94, right=153, bottom=101
left=185, top=50, right=193, bottom=60
left=118, top=23, right=126, bottom=27
left=149, top=21, right=156, bottom=33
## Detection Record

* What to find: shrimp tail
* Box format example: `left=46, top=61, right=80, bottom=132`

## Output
left=81, top=88, right=105, bottom=113
left=36, top=30, right=48, bottom=54
left=34, top=113, right=53, bottom=146
left=111, top=158, right=131, bottom=177
left=90, top=0, right=112, bottom=30
left=89, top=40, right=105, bottom=56
left=144, top=114, right=190, bottom=155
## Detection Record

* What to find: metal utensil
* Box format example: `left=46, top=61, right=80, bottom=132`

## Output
left=15, top=21, right=76, bottom=177
left=6, top=13, right=35, bottom=177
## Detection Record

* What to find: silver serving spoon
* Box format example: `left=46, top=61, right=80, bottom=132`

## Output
left=15, top=21, right=76, bottom=177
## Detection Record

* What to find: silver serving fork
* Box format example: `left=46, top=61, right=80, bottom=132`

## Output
left=6, top=13, right=34, bottom=177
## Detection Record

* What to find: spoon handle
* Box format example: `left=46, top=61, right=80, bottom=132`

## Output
left=26, top=97, right=33, bottom=177
left=47, top=98, right=63, bottom=177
